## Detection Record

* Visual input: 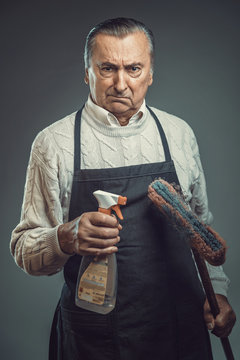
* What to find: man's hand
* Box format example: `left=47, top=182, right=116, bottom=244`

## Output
left=57, top=212, right=121, bottom=256
left=204, top=294, right=236, bottom=337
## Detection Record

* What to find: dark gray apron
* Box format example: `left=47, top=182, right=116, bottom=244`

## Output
left=49, top=106, right=213, bottom=360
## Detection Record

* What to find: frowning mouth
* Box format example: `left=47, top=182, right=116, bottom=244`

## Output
left=107, top=95, right=130, bottom=101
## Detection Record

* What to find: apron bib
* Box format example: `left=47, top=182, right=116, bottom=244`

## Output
left=49, top=106, right=213, bottom=360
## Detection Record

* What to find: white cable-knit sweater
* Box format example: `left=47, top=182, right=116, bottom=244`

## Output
left=10, top=97, right=229, bottom=295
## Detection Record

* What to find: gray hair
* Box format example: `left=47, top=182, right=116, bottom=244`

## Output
left=84, top=17, right=155, bottom=72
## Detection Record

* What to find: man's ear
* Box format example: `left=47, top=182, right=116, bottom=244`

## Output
left=84, top=69, right=89, bottom=85
left=148, top=71, right=153, bottom=86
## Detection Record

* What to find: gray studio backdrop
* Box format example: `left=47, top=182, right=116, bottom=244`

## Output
left=1, top=1, right=239, bottom=359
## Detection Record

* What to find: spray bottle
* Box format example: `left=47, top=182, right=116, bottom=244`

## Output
left=75, top=190, right=127, bottom=314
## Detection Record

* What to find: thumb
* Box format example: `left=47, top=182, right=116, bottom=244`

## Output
left=204, top=300, right=215, bottom=331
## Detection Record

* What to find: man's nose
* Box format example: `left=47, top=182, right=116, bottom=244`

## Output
left=113, top=70, right=128, bottom=93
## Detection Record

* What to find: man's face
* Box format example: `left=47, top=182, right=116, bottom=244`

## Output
left=85, top=31, right=153, bottom=123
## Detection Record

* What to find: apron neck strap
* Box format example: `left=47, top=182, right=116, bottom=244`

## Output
left=146, top=105, right=172, bottom=162
left=74, top=105, right=172, bottom=172
left=74, top=106, right=84, bottom=172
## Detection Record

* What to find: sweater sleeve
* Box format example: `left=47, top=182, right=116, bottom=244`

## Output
left=188, top=127, right=230, bottom=297
left=10, top=130, right=72, bottom=276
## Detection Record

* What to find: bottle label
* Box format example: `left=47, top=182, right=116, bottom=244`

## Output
left=78, top=257, right=108, bottom=305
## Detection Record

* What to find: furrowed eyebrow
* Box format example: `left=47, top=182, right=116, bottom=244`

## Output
left=98, top=62, right=117, bottom=68
left=126, top=63, right=143, bottom=68
left=97, top=62, right=143, bottom=69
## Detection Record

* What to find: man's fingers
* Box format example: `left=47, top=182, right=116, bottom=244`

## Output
left=212, top=307, right=236, bottom=337
left=204, top=295, right=236, bottom=338
left=94, top=236, right=120, bottom=248
left=89, top=212, right=120, bottom=228
left=58, top=211, right=123, bottom=255
left=77, top=245, right=119, bottom=256
left=81, top=236, right=120, bottom=249
left=72, top=211, right=124, bottom=256
left=78, top=212, right=121, bottom=239
left=207, top=321, right=215, bottom=331
left=203, top=300, right=215, bottom=330
left=91, top=226, right=120, bottom=239
left=78, top=225, right=120, bottom=241
left=212, top=319, right=232, bottom=337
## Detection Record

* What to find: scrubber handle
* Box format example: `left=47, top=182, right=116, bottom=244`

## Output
left=192, top=249, right=234, bottom=360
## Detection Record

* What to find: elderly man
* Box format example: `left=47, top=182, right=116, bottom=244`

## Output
left=11, top=18, right=235, bottom=360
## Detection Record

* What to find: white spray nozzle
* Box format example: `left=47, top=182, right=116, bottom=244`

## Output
left=93, top=190, right=127, bottom=220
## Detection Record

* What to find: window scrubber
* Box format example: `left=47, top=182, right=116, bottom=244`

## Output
left=148, top=178, right=234, bottom=360
left=148, top=178, right=226, bottom=266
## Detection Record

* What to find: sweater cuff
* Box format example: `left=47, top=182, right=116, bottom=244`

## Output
left=211, top=279, right=229, bottom=298
left=45, top=226, right=73, bottom=273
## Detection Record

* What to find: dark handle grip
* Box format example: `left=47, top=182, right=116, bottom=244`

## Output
left=192, top=249, right=234, bottom=360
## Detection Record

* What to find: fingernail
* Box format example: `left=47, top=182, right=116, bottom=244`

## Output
left=207, top=323, right=213, bottom=330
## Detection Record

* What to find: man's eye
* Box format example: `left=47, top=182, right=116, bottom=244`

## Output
left=102, top=67, right=112, bottom=72
left=128, top=66, right=141, bottom=77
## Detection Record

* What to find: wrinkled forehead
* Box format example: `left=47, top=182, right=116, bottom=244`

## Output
left=91, top=31, right=151, bottom=65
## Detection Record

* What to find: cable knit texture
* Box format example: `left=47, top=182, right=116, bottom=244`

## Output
left=10, top=98, right=229, bottom=296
